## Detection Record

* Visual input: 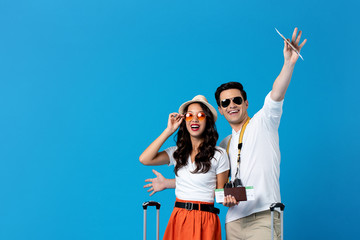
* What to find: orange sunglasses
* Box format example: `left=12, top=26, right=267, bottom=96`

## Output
left=185, top=112, right=206, bottom=121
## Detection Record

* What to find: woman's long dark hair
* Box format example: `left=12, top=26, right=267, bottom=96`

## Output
left=173, top=102, right=219, bottom=176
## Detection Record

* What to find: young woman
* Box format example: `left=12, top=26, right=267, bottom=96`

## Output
left=139, top=95, right=230, bottom=240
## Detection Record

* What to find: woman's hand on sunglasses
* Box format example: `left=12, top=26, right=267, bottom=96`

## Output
left=166, top=113, right=184, bottom=133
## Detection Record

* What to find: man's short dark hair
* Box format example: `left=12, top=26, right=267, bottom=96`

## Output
left=214, top=82, right=247, bottom=106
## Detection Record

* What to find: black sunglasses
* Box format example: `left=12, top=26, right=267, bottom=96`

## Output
left=220, top=97, right=243, bottom=108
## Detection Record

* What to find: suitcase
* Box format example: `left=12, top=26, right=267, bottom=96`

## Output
left=270, top=202, right=285, bottom=240
left=142, top=201, right=161, bottom=240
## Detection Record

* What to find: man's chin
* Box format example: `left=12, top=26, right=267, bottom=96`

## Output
left=225, top=115, right=241, bottom=123
left=226, top=114, right=241, bottom=123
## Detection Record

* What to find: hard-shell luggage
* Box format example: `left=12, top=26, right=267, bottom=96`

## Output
left=270, top=202, right=285, bottom=240
left=143, top=201, right=161, bottom=240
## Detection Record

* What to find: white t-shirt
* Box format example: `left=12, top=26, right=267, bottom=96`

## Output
left=219, top=92, right=283, bottom=223
left=165, top=146, right=230, bottom=203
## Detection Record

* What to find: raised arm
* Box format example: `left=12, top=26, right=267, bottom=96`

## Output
left=271, top=27, right=307, bottom=101
left=139, top=113, right=183, bottom=165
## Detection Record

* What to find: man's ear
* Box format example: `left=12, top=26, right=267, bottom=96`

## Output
left=245, top=100, right=249, bottom=109
left=218, top=106, right=224, bottom=115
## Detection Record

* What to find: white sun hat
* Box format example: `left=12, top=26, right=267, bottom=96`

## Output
left=178, top=95, right=218, bottom=122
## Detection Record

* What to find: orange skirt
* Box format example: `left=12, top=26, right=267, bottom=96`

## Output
left=163, top=198, right=221, bottom=240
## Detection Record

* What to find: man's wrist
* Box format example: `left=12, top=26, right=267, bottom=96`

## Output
left=284, top=59, right=296, bottom=68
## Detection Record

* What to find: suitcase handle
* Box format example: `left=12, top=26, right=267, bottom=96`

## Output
left=143, top=201, right=161, bottom=210
left=143, top=201, right=161, bottom=240
left=270, top=202, right=285, bottom=211
left=270, top=202, right=285, bottom=240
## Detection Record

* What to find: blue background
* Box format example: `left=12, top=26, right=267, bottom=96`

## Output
left=1, top=0, right=359, bottom=239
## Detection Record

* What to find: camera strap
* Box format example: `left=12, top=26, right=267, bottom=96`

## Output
left=226, top=116, right=251, bottom=181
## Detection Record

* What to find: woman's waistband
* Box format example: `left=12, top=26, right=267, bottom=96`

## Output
left=174, top=198, right=219, bottom=215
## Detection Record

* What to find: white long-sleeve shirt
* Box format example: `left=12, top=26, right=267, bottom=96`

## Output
left=220, top=92, right=283, bottom=223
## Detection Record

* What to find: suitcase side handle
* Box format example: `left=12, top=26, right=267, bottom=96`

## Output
left=143, top=201, right=161, bottom=210
left=270, top=202, right=285, bottom=211
left=270, top=202, right=285, bottom=240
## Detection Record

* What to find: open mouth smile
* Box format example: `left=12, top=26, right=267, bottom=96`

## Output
left=190, top=124, right=200, bottom=131
left=228, top=110, right=239, bottom=115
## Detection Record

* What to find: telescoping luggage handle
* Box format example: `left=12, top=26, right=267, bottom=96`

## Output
left=143, top=201, right=161, bottom=240
left=270, top=202, right=285, bottom=240
left=143, top=201, right=161, bottom=210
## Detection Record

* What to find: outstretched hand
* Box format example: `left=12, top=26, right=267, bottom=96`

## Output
left=144, top=169, right=167, bottom=196
left=284, top=27, right=307, bottom=64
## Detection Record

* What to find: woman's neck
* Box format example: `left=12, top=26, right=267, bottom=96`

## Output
left=190, top=137, right=203, bottom=152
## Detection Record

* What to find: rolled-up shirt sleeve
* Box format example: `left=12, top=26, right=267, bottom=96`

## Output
left=261, top=91, right=284, bottom=131
left=215, top=148, right=230, bottom=174
left=165, top=146, right=177, bottom=166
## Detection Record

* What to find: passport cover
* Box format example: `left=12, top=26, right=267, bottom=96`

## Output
left=224, top=187, right=247, bottom=201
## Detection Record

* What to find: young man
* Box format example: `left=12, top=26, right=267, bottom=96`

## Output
left=144, top=27, right=306, bottom=240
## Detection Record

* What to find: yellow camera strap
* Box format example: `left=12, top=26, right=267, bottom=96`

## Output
left=226, top=117, right=251, bottom=180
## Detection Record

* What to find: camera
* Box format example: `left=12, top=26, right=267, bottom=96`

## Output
left=224, top=178, right=243, bottom=188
